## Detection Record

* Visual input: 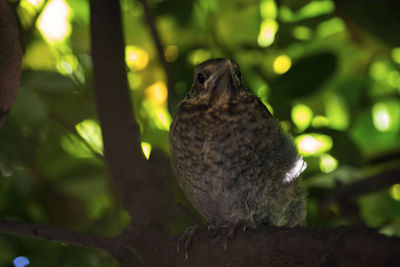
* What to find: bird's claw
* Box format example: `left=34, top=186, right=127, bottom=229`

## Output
left=208, top=222, right=244, bottom=251
left=177, top=225, right=198, bottom=259
left=224, top=222, right=242, bottom=251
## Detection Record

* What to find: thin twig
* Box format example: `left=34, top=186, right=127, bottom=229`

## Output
left=325, top=167, right=400, bottom=205
left=137, top=0, right=176, bottom=102
left=0, top=219, right=115, bottom=252
left=368, top=151, right=400, bottom=165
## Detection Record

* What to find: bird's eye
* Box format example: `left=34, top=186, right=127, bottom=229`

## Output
left=197, top=73, right=205, bottom=84
left=237, top=71, right=242, bottom=79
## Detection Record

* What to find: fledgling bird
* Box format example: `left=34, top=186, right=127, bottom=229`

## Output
left=169, top=58, right=306, bottom=229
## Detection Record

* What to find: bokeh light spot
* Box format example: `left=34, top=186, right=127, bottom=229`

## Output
left=370, top=61, right=390, bottom=81
left=13, top=256, right=30, bottom=267
left=319, top=153, right=338, bottom=173
left=258, top=0, right=278, bottom=48
left=296, top=134, right=333, bottom=156
left=27, top=0, right=44, bottom=6
left=325, top=93, right=349, bottom=130
left=372, top=102, right=391, bottom=132
left=188, top=50, right=211, bottom=65
left=37, top=0, right=71, bottom=43
left=273, top=55, right=292, bottom=74
left=387, top=71, right=400, bottom=88
left=141, top=142, right=152, bottom=160
left=291, top=103, right=313, bottom=131
left=164, top=45, right=179, bottom=63
left=311, top=115, right=330, bottom=128
left=125, top=46, right=149, bottom=71
left=390, top=184, right=400, bottom=200
left=258, top=20, right=278, bottom=47
left=146, top=82, right=168, bottom=104
left=280, top=1, right=334, bottom=22
left=292, top=26, right=312, bottom=40
left=392, top=47, right=400, bottom=64
left=260, top=0, right=277, bottom=19
left=316, top=17, right=345, bottom=38
left=143, top=82, right=172, bottom=131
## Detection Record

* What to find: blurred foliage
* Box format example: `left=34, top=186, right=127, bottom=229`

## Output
left=1, top=0, right=400, bottom=265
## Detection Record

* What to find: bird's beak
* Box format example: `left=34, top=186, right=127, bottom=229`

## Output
left=204, top=59, right=240, bottom=92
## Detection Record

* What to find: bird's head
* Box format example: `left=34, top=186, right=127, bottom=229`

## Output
left=188, top=58, right=245, bottom=103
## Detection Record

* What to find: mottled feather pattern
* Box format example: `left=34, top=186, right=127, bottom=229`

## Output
left=169, top=59, right=306, bottom=228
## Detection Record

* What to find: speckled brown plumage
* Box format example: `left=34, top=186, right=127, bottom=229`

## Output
left=169, top=58, right=306, bottom=228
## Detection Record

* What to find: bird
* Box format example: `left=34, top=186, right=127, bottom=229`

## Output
left=169, top=58, right=306, bottom=231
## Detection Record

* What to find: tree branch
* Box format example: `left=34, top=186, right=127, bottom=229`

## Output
left=369, top=151, right=400, bottom=165
left=113, top=224, right=400, bottom=266
left=0, top=219, right=114, bottom=252
left=137, top=0, right=177, bottom=111
left=0, top=0, right=22, bottom=127
left=325, top=166, right=400, bottom=205
left=89, top=0, right=173, bottom=226
left=1, top=218, right=400, bottom=266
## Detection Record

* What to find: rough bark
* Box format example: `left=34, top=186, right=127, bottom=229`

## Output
left=89, top=0, right=174, bottom=228
left=0, top=0, right=22, bottom=127
left=105, top=224, right=400, bottom=267
left=1, top=219, right=399, bottom=267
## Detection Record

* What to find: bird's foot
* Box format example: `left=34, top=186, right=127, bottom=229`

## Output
left=209, top=222, right=247, bottom=251
left=224, top=222, right=247, bottom=250
left=177, top=225, right=199, bottom=260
